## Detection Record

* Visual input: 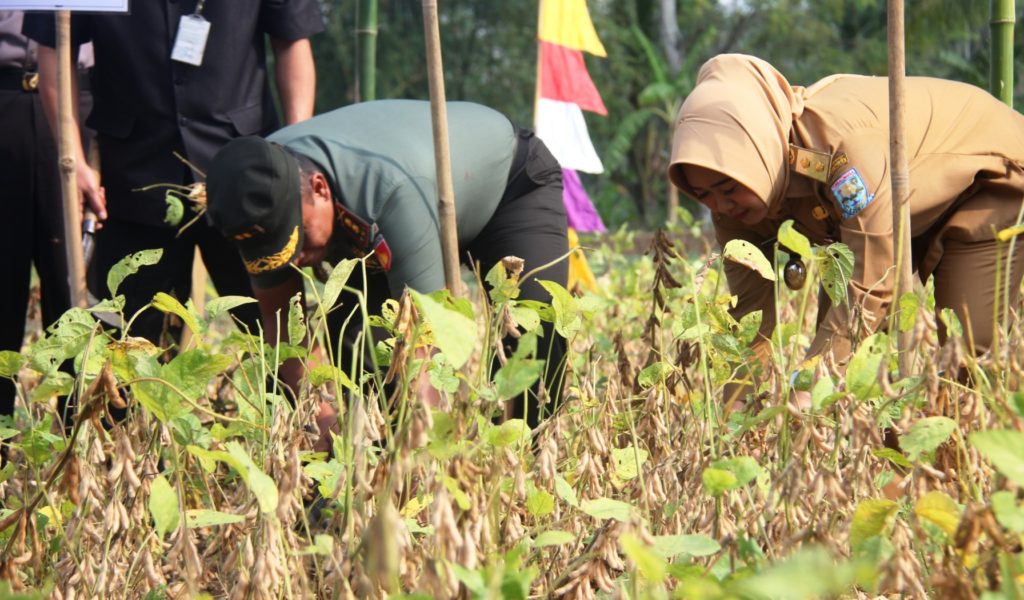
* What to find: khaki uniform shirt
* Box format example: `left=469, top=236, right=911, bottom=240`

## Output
left=671, top=55, right=1024, bottom=361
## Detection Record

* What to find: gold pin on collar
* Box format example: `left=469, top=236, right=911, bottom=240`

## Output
left=788, top=144, right=832, bottom=183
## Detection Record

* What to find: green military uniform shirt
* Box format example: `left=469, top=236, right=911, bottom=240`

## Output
left=269, top=99, right=517, bottom=293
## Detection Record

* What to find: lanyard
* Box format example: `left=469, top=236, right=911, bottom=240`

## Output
left=194, top=0, right=206, bottom=16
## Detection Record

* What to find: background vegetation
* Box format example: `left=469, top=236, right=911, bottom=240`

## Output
left=310, top=0, right=1024, bottom=228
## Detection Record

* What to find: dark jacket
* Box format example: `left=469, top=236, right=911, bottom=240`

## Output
left=23, top=1, right=323, bottom=226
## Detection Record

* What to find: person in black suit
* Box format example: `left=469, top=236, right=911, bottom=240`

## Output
left=0, top=11, right=72, bottom=418
left=23, top=1, right=323, bottom=345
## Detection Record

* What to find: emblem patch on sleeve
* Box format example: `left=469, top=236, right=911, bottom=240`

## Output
left=830, top=168, right=874, bottom=220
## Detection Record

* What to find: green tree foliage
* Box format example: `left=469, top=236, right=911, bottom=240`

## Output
left=306, top=0, right=1019, bottom=228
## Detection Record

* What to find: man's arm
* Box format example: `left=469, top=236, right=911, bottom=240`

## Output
left=252, top=272, right=306, bottom=392
left=253, top=272, right=341, bottom=452
left=36, top=45, right=107, bottom=221
left=269, top=37, right=315, bottom=125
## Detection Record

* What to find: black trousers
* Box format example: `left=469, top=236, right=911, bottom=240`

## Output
left=326, top=131, right=569, bottom=427
left=0, top=86, right=72, bottom=417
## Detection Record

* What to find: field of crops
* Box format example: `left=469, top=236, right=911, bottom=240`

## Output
left=0, top=217, right=1022, bottom=599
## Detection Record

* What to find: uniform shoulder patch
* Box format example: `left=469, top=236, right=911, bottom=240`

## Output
left=830, top=168, right=874, bottom=220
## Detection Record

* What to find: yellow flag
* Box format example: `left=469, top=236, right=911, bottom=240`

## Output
left=567, top=228, right=598, bottom=293
left=539, top=0, right=607, bottom=58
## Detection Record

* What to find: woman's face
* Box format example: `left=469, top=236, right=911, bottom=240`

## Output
left=681, top=164, right=767, bottom=225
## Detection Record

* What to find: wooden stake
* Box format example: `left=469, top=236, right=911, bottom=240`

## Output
left=421, top=0, right=462, bottom=297
left=56, top=11, right=88, bottom=308
left=887, top=0, right=913, bottom=376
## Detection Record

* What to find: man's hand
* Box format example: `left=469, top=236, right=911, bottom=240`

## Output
left=77, top=161, right=107, bottom=224
left=313, top=400, right=339, bottom=454
left=413, top=346, right=443, bottom=409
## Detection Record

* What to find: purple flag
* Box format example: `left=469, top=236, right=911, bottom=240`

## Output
left=562, top=168, right=606, bottom=232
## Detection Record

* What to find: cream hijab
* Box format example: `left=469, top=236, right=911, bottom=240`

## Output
left=668, top=54, right=805, bottom=211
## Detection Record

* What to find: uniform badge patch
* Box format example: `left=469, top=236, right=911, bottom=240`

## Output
left=830, top=168, right=874, bottom=220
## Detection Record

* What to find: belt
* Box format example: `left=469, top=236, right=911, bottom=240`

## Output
left=0, top=69, right=39, bottom=92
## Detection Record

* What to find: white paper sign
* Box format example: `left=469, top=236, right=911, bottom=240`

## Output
left=0, top=0, right=129, bottom=11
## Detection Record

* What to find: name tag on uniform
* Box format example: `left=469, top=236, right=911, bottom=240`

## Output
left=171, top=15, right=211, bottom=66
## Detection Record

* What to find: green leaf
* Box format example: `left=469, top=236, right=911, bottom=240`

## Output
left=485, top=261, right=521, bottom=304
left=637, top=361, right=673, bottom=388
left=849, top=499, right=898, bottom=552
left=225, top=442, right=279, bottom=513
left=580, top=497, right=636, bottom=522
left=449, top=563, right=486, bottom=595
left=287, top=293, right=306, bottom=346
left=731, top=547, right=861, bottom=600
left=652, top=534, right=721, bottom=558
left=722, top=239, right=775, bottom=281
left=510, top=305, right=541, bottom=333
left=485, top=419, right=530, bottom=448
left=410, top=290, right=476, bottom=369
left=620, top=533, right=667, bottom=583
left=320, top=259, right=358, bottom=313
left=149, top=474, right=180, bottom=539
left=611, top=445, right=648, bottom=481
left=872, top=447, right=912, bottom=469
left=297, top=534, right=335, bottom=556
left=185, top=509, right=245, bottom=528
left=701, top=467, right=739, bottom=497
left=534, top=530, right=575, bottom=547
left=493, top=357, right=543, bottom=401
left=900, top=416, right=956, bottom=463
left=970, top=430, right=1024, bottom=487
left=538, top=279, right=581, bottom=338
left=442, top=476, right=471, bottom=511
left=164, top=349, right=233, bottom=401
left=939, top=308, right=963, bottom=338
left=151, top=292, right=203, bottom=338
left=126, top=353, right=184, bottom=423
left=820, top=242, right=854, bottom=306
left=811, top=376, right=838, bottom=411
left=303, top=459, right=344, bottom=500
left=0, top=352, right=25, bottom=378
left=991, top=491, right=1024, bottom=533
left=914, top=491, right=960, bottom=536
left=308, top=364, right=356, bottom=391
left=205, top=296, right=257, bottom=319
left=554, top=474, right=579, bottom=508
left=845, top=332, right=888, bottom=401
left=427, top=355, right=459, bottom=394
left=526, top=487, right=555, bottom=518
left=777, top=220, right=813, bottom=259
left=30, top=372, right=74, bottom=404
left=897, top=293, right=920, bottom=333
left=164, top=191, right=184, bottom=226
left=711, top=456, right=764, bottom=487
left=170, top=413, right=211, bottom=449
left=107, top=249, right=163, bottom=298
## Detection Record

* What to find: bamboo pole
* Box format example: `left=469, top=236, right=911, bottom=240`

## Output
left=421, top=0, right=462, bottom=297
left=56, top=11, right=88, bottom=309
left=357, top=0, right=378, bottom=102
left=991, top=0, right=1015, bottom=107
left=887, top=0, right=913, bottom=376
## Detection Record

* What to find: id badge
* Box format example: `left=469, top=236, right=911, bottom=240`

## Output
left=171, top=15, right=211, bottom=66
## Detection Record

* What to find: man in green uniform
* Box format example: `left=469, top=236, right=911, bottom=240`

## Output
left=206, top=99, right=569, bottom=439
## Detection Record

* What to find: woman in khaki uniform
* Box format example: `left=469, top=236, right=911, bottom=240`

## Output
left=669, top=54, right=1024, bottom=365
